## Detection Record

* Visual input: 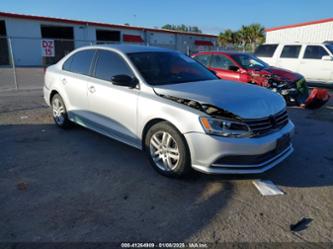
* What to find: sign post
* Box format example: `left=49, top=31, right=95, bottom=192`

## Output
left=41, top=39, right=55, bottom=57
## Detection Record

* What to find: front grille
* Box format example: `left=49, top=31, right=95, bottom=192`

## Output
left=213, top=135, right=291, bottom=166
left=245, top=109, right=289, bottom=136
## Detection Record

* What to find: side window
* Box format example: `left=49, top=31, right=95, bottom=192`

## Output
left=254, top=44, right=278, bottom=58
left=210, top=55, right=234, bottom=70
left=303, top=46, right=329, bottom=59
left=193, top=54, right=210, bottom=67
left=94, top=50, right=133, bottom=81
left=62, top=56, right=73, bottom=71
left=67, top=50, right=96, bottom=75
left=280, top=45, right=301, bottom=58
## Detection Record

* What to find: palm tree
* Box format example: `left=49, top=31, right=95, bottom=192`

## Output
left=218, top=24, right=265, bottom=51
left=247, top=23, right=265, bottom=51
left=218, top=29, right=234, bottom=48
left=238, top=25, right=251, bottom=51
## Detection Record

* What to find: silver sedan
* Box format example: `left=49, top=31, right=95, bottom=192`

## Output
left=43, top=45, right=295, bottom=177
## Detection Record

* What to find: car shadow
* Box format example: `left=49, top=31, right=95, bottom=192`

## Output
left=0, top=123, right=234, bottom=242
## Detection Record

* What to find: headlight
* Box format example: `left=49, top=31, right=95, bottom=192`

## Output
left=199, top=117, right=253, bottom=138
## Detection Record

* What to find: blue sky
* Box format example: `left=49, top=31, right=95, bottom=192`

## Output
left=1, top=0, right=333, bottom=34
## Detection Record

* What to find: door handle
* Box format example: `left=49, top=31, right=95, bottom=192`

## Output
left=62, top=78, right=67, bottom=85
left=88, top=86, right=96, bottom=93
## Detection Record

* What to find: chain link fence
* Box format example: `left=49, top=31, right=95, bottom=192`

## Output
left=0, top=36, right=220, bottom=91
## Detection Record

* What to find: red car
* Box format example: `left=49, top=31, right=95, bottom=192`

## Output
left=192, top=51, right=302, bottom=87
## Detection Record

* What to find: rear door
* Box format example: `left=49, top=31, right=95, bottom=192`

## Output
left=61, top=49, right=96, bottom=120
left=87, top=49, right=140, bottom=147
left=254, top=44, right=278, bottom=65
left=276, top=45, right=302, bottom=72
left=210, top=54, right=241, bottom=81
left=192, top=53, right=211, bottom=68
left=299, top=45, right=332, bottom=82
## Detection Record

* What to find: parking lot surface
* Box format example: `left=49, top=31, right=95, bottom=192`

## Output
left=0, top=89, right=333, bottom=243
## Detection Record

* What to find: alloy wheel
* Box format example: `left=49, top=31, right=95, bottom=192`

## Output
left=149, top=131, right=180, bottom=171
left=52, top=97, right=65, bottom=125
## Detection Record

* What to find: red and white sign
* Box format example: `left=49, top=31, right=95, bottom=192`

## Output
left=41, top=39, right=55, bottom=57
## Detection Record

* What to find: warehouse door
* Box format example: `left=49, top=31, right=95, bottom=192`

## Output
left=0, top=20, right=9, bottom=65
left=96, top=29, right=120, bottom=44
left=41, top=25, right=74, bottom=65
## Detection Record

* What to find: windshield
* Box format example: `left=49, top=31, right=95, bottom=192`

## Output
left=325, top=44, right=333, bottom=54
left=230, top=54, right=269, bottom=70
left=127, top=51, right=217, bottom=85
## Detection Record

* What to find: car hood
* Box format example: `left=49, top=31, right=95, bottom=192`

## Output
left=153, top=79, right=286, bottom=119
left=249, top=66, right=302, bottom=82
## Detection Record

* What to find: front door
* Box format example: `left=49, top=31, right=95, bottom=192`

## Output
left=87, top=49, right=140, bottom=147
left=210, top=54, right=241, bottom=81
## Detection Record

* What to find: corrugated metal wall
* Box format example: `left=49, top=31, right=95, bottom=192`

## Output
left=266, top=21, right=333, bottom=43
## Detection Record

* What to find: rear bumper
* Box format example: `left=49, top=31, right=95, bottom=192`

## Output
left=184, top=120, right=295, bottom=174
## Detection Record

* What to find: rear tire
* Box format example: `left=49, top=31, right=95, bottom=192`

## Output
left=144, top=121, right=191, bottom=178
left=51, top=94, right=72, bottom=129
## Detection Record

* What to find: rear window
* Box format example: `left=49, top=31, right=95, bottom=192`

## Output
left=303, top=46, right=328, bottom=59
left=193, top=54, right=210, bottom=67
left=254, top=44, right=278, bottom=58
left=210, top=55, right=234, bottom=69
left=326, top=44, right=333, bottom=54
left=64, top=50, right=96, bottom=75
left=280, top=45, right=301, bottom=58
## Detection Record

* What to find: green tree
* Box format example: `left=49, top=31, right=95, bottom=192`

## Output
left=162, top=24, right=202, bottom=33
left=218, top=29, right=234, bottom=47
left=238, top=25, right=251, bottom=51
left=247, top=23, right=265, bottom=51
left=218, top=24, right=265, bottom=51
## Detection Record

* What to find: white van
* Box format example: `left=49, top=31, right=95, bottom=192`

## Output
left=255, top=43, right=333, bottom=86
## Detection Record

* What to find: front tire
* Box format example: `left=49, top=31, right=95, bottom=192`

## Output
left=145, top=122, right=191, bottom=177
left=51, top=94, right=71, bottom=128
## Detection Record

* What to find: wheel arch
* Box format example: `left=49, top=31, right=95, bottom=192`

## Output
left=49, top=90, right=59, bottom=103
left=141, top=118, right=190, bottom=154
left=141, top=118, right=167, bottom=150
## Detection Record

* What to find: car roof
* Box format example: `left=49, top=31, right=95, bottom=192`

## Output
left=78, top=44, right=177, bottom=54
left=262, top=42, right=328, bottom=46
left=194, top=51, right=250, bottom=56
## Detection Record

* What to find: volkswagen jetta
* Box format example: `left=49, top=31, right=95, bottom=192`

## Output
left=43, top=45, right=295, bottom=177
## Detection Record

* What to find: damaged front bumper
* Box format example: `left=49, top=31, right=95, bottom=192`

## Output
left=184, top=120, right=295, bottom=174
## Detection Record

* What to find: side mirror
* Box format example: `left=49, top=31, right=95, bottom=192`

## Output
left=111, top=75, right=138, bottom=88
left=228, top=65, right=240, bottom=72
left=322, top=55, right=333, bottom=61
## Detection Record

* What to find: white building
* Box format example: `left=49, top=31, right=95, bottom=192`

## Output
left=265, top=17, right=333, bottom=44
left=0, top=12, right=217, bottom=66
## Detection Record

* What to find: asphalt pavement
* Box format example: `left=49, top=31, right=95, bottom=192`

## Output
left=0, top=89, right=332, bottom=243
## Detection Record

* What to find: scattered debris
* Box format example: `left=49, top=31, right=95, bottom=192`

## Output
left=290, top=217, right=313, bottom=232
left=253, top=180, right=285, bottom=196
left=17, top=181, right=28, bottom=191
